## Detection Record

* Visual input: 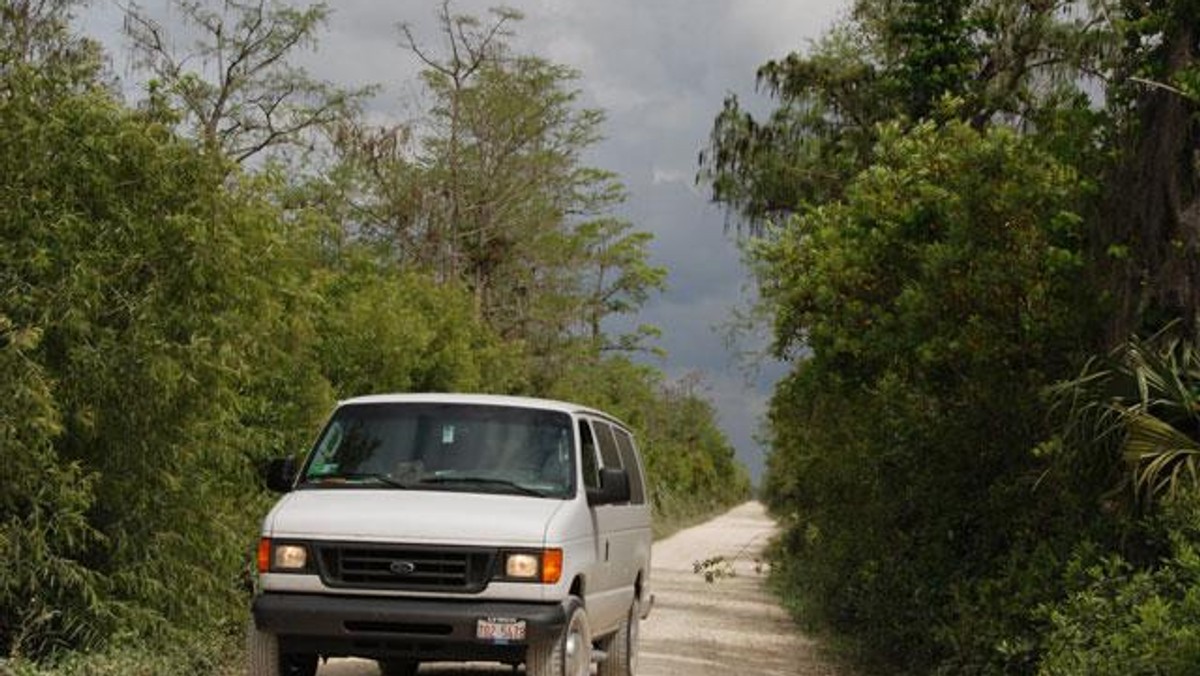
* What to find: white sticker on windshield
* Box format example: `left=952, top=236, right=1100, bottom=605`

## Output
left=442, top=425, right=455, bottom=444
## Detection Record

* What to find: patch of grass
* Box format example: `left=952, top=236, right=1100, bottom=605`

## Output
left=7, top=623, right=245, bottom=676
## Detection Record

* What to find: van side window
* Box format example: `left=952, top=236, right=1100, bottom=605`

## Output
left=591, top=420, right=622, bottom=469
left=613, top=428, right=646, bottom=505
left=578, top=419, right=600, bottom=490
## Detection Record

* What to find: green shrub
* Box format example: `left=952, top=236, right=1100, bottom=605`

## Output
left=757, top=121, right=1097, bottom=672
left=7, top=623, right=244, bottom=676
left=0, top=320, right=107, bottom=659
left=1039, top=497, right=1200, bottom=675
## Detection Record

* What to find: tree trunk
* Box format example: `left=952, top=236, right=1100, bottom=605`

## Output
left=1102, top=18, right=1200, bottom=341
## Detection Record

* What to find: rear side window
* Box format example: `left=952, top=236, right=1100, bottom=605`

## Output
left=613, top=428, right=646, bottom=505
left=590, top=420, right=646, bottom=505
left=591, top=420, right=622, bottom=469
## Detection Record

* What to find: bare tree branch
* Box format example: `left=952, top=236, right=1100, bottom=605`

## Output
left=123, top=0, right=371, bottom=164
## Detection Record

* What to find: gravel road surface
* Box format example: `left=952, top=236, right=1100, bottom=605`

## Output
left=318, top=501, right=839, bottom=675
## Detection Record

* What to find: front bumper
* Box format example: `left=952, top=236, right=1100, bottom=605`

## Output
left=252, top=592, right=567, bottom=662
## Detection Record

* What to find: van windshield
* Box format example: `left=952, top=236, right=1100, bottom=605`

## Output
left=300, top=403, right=575, bottom=499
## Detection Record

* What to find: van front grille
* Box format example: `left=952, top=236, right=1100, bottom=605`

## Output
left=315, top=543, right=495, bottom=593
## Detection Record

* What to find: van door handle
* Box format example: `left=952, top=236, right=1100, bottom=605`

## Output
left=605, top=540, right=610, bottom=562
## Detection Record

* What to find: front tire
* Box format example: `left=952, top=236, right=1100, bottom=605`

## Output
left=597, top=595, right=639, bottom=676
left=247, top=621, right=318, bottom=676
left=526, top=597, right=591, bottom=676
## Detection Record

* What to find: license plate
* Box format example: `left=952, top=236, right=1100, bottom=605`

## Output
left=476, top=617, right=526, bottom=642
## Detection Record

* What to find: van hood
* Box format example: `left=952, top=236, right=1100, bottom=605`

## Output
left=263, top=488, right=566, bottom=547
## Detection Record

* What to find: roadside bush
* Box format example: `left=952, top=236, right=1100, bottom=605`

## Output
left=0, top=320, right=106, bottom=659
left=8, top=623, right=244, bottom=676
left=0, top=65, right=277, bottom=655
left=1039, top=496, right=1200, bottom=674
left=758, top=121, right=1097, bottom=672
left=315, top=260, right=527, bottom=398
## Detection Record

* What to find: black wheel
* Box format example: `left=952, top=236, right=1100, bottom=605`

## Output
left=247, top=621, right=318, bottom=676
left=598, top=595, right=639, bottom=676
left=526, top=597, right=590, bottom=676
left=281, top=652, right=318, bottom=676
left=377, top=658, right=420, bottom=675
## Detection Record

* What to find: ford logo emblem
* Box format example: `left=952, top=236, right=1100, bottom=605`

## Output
left=389, top=560, right=417, bottom=576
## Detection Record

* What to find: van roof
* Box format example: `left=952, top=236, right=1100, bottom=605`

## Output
left=338, top=393, right=630, bottom=430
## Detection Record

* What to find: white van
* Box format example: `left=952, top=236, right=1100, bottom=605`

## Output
left=248, top=394, right=653, bottom=676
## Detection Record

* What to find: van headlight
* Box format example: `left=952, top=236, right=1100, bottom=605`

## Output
left=256, top=538, right=312, bottom=574
left=505, top=553, right=539, bottom=578
left=274, top=543, right=309, bottom=570
left=500, top=549, right=562, bottom=584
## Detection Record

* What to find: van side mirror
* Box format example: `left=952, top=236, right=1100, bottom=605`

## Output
left=263, top=457, right=299, bottom=493
left=588, top=467, right=631, bottom=506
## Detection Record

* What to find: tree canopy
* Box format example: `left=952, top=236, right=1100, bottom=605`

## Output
left=702, top=0, right=1200, bottom=672
left=700, top=0, right=1200, bottom=672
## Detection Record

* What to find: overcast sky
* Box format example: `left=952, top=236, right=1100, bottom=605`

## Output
left=79, top=0, right=847, bottom=482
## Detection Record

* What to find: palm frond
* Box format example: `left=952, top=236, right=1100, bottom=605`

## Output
left=1122, top=411, right=1200, bottom=504
left=1047, top=323, right=1200, bottom=508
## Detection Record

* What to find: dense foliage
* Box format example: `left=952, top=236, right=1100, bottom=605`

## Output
left=0, top=1, right=748, bottom=671
left=704, top=0, right=1200, bottom=673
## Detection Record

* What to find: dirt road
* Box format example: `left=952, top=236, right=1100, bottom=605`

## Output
left=638, top=501, right=838, bottom=676
left=319, top=502, right=839, bottom=675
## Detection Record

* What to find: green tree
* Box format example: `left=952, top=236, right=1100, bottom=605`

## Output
left=403, top=3, right=630, bottom=332
left=0, top=0, right=103, bottom=90
left=337, top=3, right=666, bottom=376
left=1, top=55, right=275, bottom=652
left=698, top=1, right=1200, bottom=671
left=749, top=121, right=1096, bottom=670
left=700, top=0, right=1114, bottom=230
left=572, top=218, right=667, bottom=353
left=312, top=253, right=527, bottom=398
left=0, top=318, right=103, bottom=659
left=1098, top=1, right=1200, bottom=338
left=0, top=3, right=749, bottom=670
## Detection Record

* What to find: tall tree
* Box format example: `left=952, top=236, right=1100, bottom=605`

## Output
left=336, top=2, right=665, bottom=369
left=700, top=0, right=1114, bottom=231
left=397, top=0, right=520, bottom=282
left=1100, top=1, right=1200, bottom=338
left=0, top=0, right=103, bottom=91
left=573, top=218, right=666, bottom=353
left=1, top=2, right=111, bottom=655
left=123, top=0, right=368, bottom=163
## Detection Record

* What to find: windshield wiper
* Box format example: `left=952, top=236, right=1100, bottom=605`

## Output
left=416, top=476, right=548, bottom=497
left=304, top=473, right=411, bottom=489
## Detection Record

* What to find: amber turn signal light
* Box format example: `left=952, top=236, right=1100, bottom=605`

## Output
left=541, top=548, right=563, bottom=584
left=256, top=537, right=271, bottom=574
